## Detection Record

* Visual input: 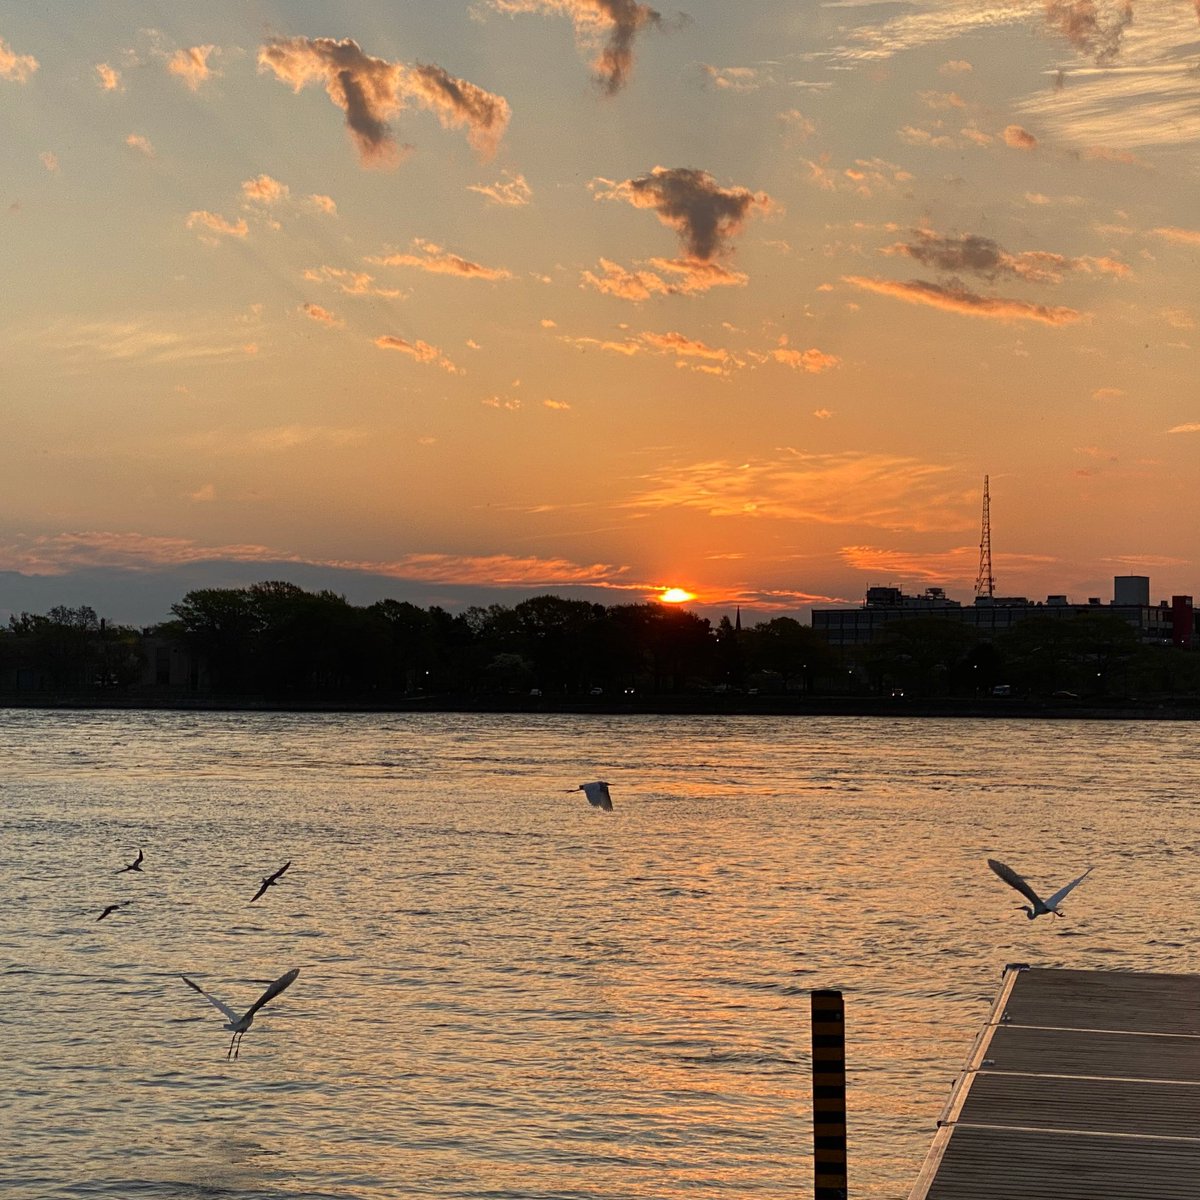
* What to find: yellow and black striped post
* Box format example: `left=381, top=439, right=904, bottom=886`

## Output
left=811, top=989, right=848, bottom=1199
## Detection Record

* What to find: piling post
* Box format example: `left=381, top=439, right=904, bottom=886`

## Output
left=811, top=988, right=848, bottom=1200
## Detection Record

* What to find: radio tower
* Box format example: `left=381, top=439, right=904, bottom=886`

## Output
left=975, top=475, right=995, bottom=600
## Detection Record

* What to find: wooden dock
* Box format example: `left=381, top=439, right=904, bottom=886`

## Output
left=908, top=965, right=1200, bottom=1199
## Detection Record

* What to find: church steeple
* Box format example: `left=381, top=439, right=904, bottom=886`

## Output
left=735, top=606, right=742, bottom=632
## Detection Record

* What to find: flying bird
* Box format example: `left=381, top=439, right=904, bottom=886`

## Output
left=97, top=901, right=131, bottom=922
left=180, top=967, right=300, bottom=1059
left=117, top=848, right=144, bottom=873
left=569, top=781, right=613, bottom=811
left=987, top=857, right=1093, bottom=919
left=250, top=860, right=291, bottom=903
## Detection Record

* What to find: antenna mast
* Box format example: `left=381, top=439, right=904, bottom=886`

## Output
left=975, top=475, right=995, bottom=600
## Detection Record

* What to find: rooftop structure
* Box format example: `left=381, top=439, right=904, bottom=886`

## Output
left=909, top=964, right=1200, bottom=1199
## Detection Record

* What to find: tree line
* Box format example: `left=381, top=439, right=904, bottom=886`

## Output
left=1, top=583, right=1196, bottom=701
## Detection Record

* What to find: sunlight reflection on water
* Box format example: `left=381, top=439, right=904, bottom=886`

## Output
left=2, top=709, right=1198, bottom=1198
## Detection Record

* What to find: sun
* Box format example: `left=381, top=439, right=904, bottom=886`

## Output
left=658, top=587, right=696, bottom=604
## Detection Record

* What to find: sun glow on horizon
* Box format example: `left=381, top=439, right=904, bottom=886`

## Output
left=658, top=587, right=696, bottom=604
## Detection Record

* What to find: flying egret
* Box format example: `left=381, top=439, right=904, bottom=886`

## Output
left=97, top=901, right=131, bottom=922
left=987, top=858, right=1093, bottom=919
left=250, top=860, right=291, bottom=903
left=180, top=967, right=300, bottom=1059
left=117, top=848, right=144, bottom=873
left=569, top=781, right=613, bottom=811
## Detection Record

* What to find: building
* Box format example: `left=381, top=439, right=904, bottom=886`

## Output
left=812, top=577, right=1193, bottom=650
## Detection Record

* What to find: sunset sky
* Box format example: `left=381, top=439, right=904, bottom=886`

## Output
left=3, top=1, right=1199, bottom=625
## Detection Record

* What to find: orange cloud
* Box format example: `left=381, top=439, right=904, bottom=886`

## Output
left=301, top=302, right=344, bottom=328
left=0, top=36, right=38, bottom=82
left=1152, top=226, right=1200, bottom=247
left=771, top=336, right=840, bottom=373
left=468, top=170, right=532, bottom=206
left=843, top=276, right=1083, bottom=326
left=242, top=174, right=289, bottom=204
left=369, top=238, right=512, bottom=280
left=257, top=36, right=509, bottom=166
left=308, top=193, right=337, bottom=216
left=167, top=45, right=218, bottom=91
left=40, top=151, right=59, bottom=173
left=580, top=256, right=748, bottom=300
left=95, top=62, right=122, bottom=91
left=303, top=265, right=403, bottom=298
left=1003, top=124, right=1038, bottom=149
left=125, top=133, right=155, bottom=157
left=186, top=210, right=249, bottom=240
left=374, top=334, right=461, bottom=373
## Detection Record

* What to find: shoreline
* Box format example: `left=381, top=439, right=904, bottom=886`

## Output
left=2, top=694, right=1198, bottom=720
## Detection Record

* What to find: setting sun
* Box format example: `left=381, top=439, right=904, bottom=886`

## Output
left=659, top=588, right=696, bottom=605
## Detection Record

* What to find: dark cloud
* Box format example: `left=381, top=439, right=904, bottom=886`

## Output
left=1044, top=1, right=1134, bottom=65
left=258, top=37, right=508, bottom=166
left=594, top=166, right=774, bottom=260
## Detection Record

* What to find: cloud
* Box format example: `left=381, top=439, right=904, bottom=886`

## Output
left=1167, top=422, right=1200, bottom=433
left=1003, top=124, right=1038, bottom=149
left=374, top=334, right=461, bottom=372
left=627, top=451, right=972, bottom=532
left=40, top=151, right=59, bottom=173
left=303, top=265, right=403, bottom=298
left=257, top=36, right=509, bottom=166
left=167, top=45, right=218, bottom=91
left=490, top=0, right=665, bottom=94
left=543, top=398, right=571, bottom=410
left=771, top=336, right=841, bottom=373
left=125, top=133, right=155, bottom=157
left=186, top=210, right=249, bottom=240
left=0, top=36, right=37, bottom=82
left=242, top=174, right=289, bottom=204
left=1092, top=386, right=1125, bottom=400
left=592, top=166, right=774, bottom=260
left=468, top=170, right=533, bottom=206
left=778, top=109, right=817, bottom=140
left=43, top=318, right=256, bottom=366
left=844, top=275, right=1084, bottom=326
left=883, top=228, right=1128, bottom=284
left=580, top=255, right=748, bottom=300
left=702, top=64, right=762, bottom=92
left=308, top=193, right=338, bottom=216
left=1044, top=0, right=1134, bottom=65
left=1152, top=226, right=1200, bottom=246
left=95, top=63, right=122, bottom=91
left=369, top=238, right=513, bottom=280
left=640, top=329, right=734, bottom=363
left=940, top=59, right=973, bottom=74
left=301, top=302, right=344, bottom=327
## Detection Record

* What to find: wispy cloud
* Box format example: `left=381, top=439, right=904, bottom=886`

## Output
left=1003, top=124, right=1038, bottom=149
left=303, top=265, right=403, bottom=299
left=1044, top=0, right=1133, bottom=65
left=771, top=336, right=841, bottom=373
left=844, top=276, right=1085, bottom=325
left=258, top=36, right=509, bottom=166
left=0, top=35, right=38, bottom=83
left=581, top=255, right=748, bottom=299
left=1152, top=226, right=1200, bottom=246
left=308, top=193, right=338, bottom=216
left=242, top=174, right=289, bottom=204
left=42, top=318, right=256, bottom=367
left=468, top=170, right=533, bottom=206
left=1168, top=422, right=1200, bottom=434
left=301, top=302, right=344, bottom=328
left=167, top=45, right=218, bottom=91
left=369, top=238, right=513, bottom=280
left=374, top=334, right=461, bottom=373
left=627, top=451, right=972, bottom=532
left=186, top=210, right=249, bottom=241
left=40, top=151, right=59, bottom=174
left=490, top=0, right=666, bottom=94
left=125, top=133, right=155, bottom=157
left=701, top=64, right=763, bottom=92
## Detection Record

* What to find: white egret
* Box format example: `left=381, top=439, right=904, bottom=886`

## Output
left=117, top=848, right=144, bottom=873
left=250, top=860, right=290, bottom=903
left=180, top=967, right=299, bottom=1058
left=569, top=781, right=613, bottom=811
left=987, top=858, right=1093, bottom=919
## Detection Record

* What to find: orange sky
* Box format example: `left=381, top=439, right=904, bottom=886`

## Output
left=2, top=2, right=1199, bottom=624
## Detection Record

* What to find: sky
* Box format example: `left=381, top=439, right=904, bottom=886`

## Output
left=3, top=1, right=1200, bottom=627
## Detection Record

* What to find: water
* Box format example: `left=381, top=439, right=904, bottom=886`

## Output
left=2, top=710, right=1197, bottom=1199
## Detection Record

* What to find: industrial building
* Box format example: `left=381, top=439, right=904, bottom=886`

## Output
left=812, top=576, right=1196, bottom=650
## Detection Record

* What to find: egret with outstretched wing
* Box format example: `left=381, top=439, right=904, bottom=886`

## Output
left=569, top=781, right=613, bottom=811
left=987, top=858, right=1093, bottom=919
left=117, top=848, right=143, bottom=873
left=180, top=967, right=299, bottom=1058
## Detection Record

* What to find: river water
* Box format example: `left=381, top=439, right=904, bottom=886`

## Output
left=1, top=709, right=1196, bottom=1199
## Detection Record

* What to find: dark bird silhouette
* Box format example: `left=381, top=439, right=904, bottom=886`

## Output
left=568, top=781, right=613, bottom=811
left=97, top=901, right=131, bottom=922
left=117, top=848, right=144, bottom=873
left=987, top=857, right=1093, bottom=919
left=180, top=967, right=300, bottom=1059
left=250, top=860, right=291, bottom=903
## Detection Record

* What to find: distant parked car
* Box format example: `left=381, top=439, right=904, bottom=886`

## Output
left=1051, top=690, right=1079, bottom=700
left=991, top=684, right=1012, bottom=697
